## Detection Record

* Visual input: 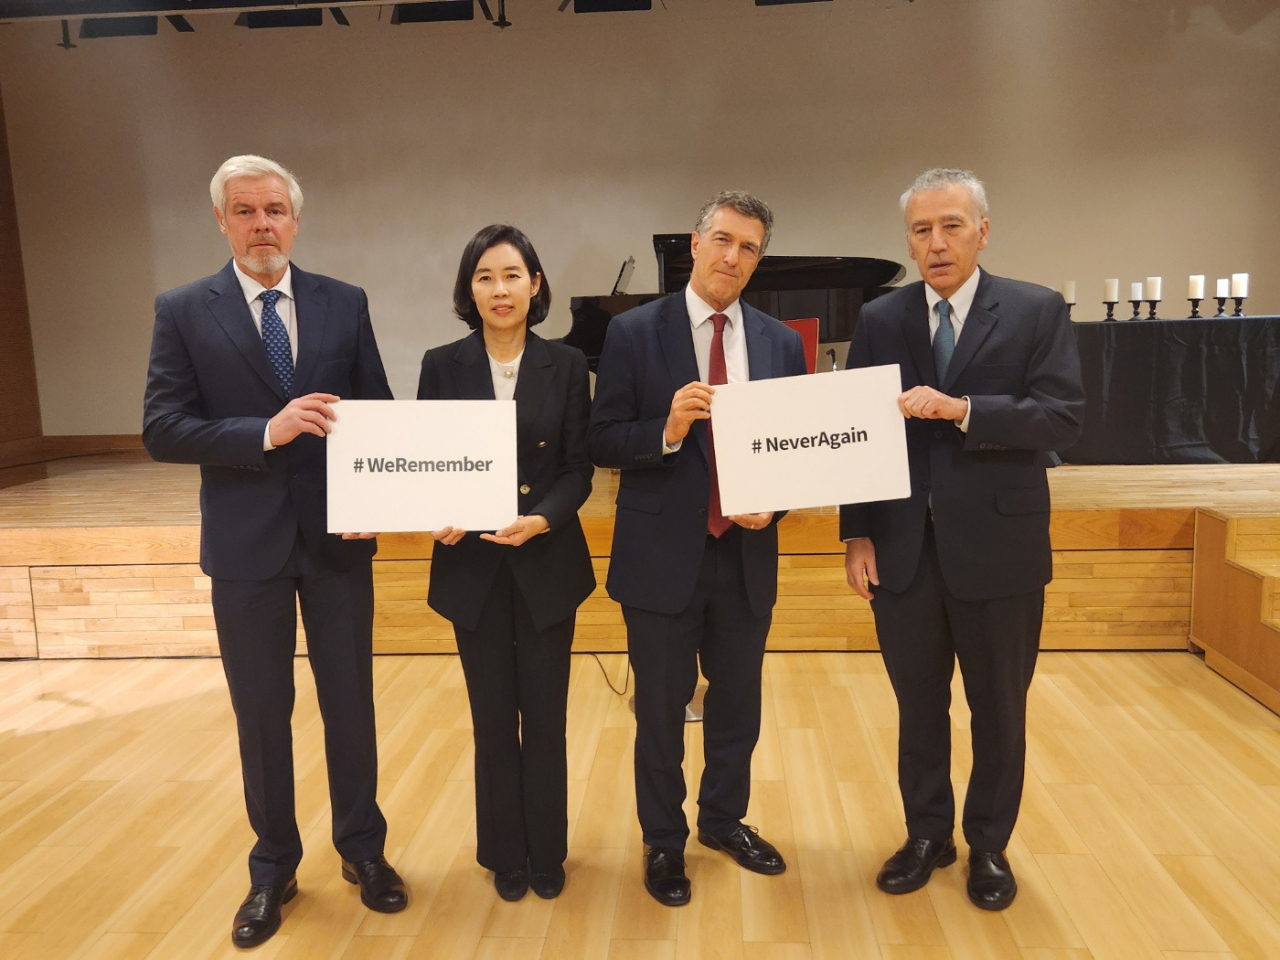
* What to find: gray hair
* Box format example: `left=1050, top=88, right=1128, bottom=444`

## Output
left=694, top=190, right=774, bottom=254
left=209, top=155, right=304, bottom=215
left=899, top=168, right=988, bottom=221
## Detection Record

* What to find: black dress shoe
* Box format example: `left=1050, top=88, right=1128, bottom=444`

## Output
left=529, top=864, right=566, bottom=899
left=231, top=876, right=297, bottom=949
left=494, top=869, right=529, bottom=902
left=341, top=856, right=408, bottom=913
left=697, top=824, right=786, bottom=876
left=967, top=850, right=1017, bottom=910
left=875, top=837, right=957, bottom=894
left=644, top=847, right=690, bottom=907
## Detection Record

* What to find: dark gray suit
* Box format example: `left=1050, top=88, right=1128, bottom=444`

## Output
left=144, top=260, right=393, bottom=884
left=840, top=269, right=1084, bottom=852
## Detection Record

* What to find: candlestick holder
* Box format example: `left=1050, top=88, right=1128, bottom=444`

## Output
left=1066, top=304, right=1074, bottom=320
left=1129, top=299, right=1142, bottom=320
left=1214, top=296, right=1228, bottom=316
left=1103, top=301, right=1118, bottom=321
left=1145, top=300, right=1160, bottom=320
left=1188, top=298, right=1202, bottom=319
left=1232, top=296, right=1246, bottom=317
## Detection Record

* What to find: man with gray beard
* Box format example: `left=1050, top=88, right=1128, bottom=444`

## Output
left=143, top=155, right=406, bottom=948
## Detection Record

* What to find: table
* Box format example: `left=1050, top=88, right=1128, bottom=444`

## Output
left=1061, top=315, right=1280, bottom=464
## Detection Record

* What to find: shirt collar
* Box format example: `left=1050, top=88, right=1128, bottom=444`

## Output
left=232, top=259, right=294, bottom=306
left=487, top=347, right=525, bottom=372
left=684, top=284, right=743, bottom=330
left=924, top=265, right=981, bottom=323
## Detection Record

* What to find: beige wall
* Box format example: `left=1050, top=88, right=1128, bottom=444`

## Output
left=0, top=0, right=1275, bottom=435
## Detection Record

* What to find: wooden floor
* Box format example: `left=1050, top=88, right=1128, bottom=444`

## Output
left=2, top=650, right=1280, bottom=959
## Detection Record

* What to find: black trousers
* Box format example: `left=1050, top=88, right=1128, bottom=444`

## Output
left=870, top=521, right=1043, bottom=853
left=211, top=534, right=388, bottom=886
left=623, top=527, right=772, bottom=851
left=453, top=561, right=574, bottom=873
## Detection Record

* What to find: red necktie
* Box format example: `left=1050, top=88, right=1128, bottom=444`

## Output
left=706, top=313, right=732, bottom=538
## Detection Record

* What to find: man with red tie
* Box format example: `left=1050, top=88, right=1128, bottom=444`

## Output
left=588, top=192, right=808, bottom=906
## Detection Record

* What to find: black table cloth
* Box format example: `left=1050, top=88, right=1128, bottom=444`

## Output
left=1060, top=315, right=1280, bottom=464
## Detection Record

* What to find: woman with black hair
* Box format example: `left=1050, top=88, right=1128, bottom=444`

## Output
left=417, top=224, right=595, bottom=902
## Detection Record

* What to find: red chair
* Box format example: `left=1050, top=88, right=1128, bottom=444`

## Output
left=780, top=317, right=819, bottom=374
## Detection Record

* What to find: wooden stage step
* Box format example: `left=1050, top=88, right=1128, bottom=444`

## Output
left=1193, top=512, right=1280, bottom=713
left=1, top=459, right=1279, bottom=661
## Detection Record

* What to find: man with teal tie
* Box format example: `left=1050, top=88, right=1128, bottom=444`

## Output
left=840, top=169, right=1084, bottom=910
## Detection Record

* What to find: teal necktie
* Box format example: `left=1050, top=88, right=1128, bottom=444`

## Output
left=933, top=299, right=955, bottom=382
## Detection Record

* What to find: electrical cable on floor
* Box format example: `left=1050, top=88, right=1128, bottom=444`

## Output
left=589, top=652, right=631, bottom=696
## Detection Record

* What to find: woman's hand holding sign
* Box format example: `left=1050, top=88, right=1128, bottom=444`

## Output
left=480, top=515, right=549, bottom=547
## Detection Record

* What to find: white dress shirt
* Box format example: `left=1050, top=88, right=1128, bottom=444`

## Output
left=231, top=261, right=298, bottom=451
left=923, top=265, right=979, bottom=432
left=664, top=285, right=750, bottom=454
left=487, top=347, right=524, bottom=401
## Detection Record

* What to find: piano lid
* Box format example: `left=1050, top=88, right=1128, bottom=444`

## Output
left=651, top=233, right=905, bottom=294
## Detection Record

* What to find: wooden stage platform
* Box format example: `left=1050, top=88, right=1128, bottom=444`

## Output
left=1, top=456, right=1278, bottom=664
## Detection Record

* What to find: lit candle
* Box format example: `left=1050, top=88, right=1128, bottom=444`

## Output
left=1217, top=278, right=1230, bottom=298
left=1104, top=279, right=1120, bottom=302
left=1231, top=273, right=1249, bottom=297
left=1188, top=275, right=1205, bottom=300
left=1062, top=280, right=1076, bottom=304
left=1145, top=276, right=1162, bottom=301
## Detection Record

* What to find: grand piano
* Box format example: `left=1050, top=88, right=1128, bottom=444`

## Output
left=565, top=234, right=905, bottom=372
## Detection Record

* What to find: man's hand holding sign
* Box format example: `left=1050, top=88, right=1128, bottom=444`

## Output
left=844, top=383, right=970, bottom=597
left=669, top=381, right=773, bottom=531
left=898, top=385, right=969, bottom=424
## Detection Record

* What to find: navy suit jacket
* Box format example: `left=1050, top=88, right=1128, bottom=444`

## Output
left=417, top=330, right=596, bottom=632
left=588, top=292, right=808, bottom=617
left=838, top=270, right=1085, bottom=600
left=143, top=260, right=394, bottom=580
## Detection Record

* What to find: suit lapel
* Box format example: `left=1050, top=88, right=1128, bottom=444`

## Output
left=743, top=305, right=773, bottom=381
left=205, top=261, right=285, bottom=399
left=942, top=271, right=998, bottom=392
left=291, top=265, right=328, bottom=396
left=513, top=332, right=555, bottom=433
left=655, top=293, right=708, bottom=460
left=900, top=284, right=936, bottom=388
left=452, top=330, right=497, bottom=400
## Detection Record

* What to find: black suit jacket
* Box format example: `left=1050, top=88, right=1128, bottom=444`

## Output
left=587, top=292, right=808, bottom=617
left=838, top=270, right=1085, bottom=600
left=143, top=260, right=393, bottom=580
left=417, top=330, right=596, bottom=632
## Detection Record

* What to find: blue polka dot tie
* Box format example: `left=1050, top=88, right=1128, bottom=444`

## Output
left=259, top=289, right=293, bottom=396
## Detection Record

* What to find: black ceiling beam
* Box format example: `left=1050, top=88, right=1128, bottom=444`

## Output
left=79, top=13, right=157, bottom=35
left=391, top=0, right=473, bottom=24
left=235, top=7, right=322, bottom=26
left=573, top=0, right=651, bottom=10
left=0, top=0, right=391, bottom=22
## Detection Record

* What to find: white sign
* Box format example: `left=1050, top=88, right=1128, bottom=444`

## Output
left=326, top=399, right=517, bottom=533
left=710, top=365, right=910, bottom=515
